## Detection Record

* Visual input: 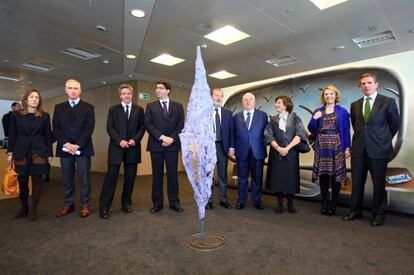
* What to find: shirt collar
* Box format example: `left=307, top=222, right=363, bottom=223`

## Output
left=122, top=101, right=132, bottom=108
left=68, top=98, right=80, bottom=105
left=365, top=91, right=377, bottom=101
left=243, top=109, right=254, bottom=116
left=278, top=111, right=289, bottom=120
left=159, top=98, right=169, bottom=104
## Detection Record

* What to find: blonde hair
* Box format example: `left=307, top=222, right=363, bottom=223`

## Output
left=118, top=83, right=134, bottom=93
left=320, top=84, right=341, bottom=105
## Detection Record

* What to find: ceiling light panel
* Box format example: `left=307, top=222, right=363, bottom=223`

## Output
left=0, top=75, right=20, bottom=82
left=204, top=25, right=250, bottom=46
left=265, top=55, right=299, bottom=67
left=309, top=0, right=347, bottom=10
left=209, top=70, right=237, bottom=79
left=61, top=47, right=101, bottom=60
left=352, top=30, right=396, bottom=48
left=150, top=54, right=185, bottom=66
left=21, top=63, right=53, bottom=72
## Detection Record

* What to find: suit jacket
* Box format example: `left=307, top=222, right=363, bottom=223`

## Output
left=106, top=103, right=145, bottom=164
left=145, top=100, right=184, bottom=152
left=350, top=93, right=399, bottom=159
left=53, top=100, right=95, bottom=157
left=219, top=108, right=235, bottom=152
left=233, top=109, right=268, bottom=161
left=7, top=111, right=53, bottom=160
left=2, top=111, right=11, bottom=137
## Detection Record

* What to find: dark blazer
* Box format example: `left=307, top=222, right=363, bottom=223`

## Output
left=350, top=94, right=399, bottom=159
left=53, top=100, right=95, bottom=157
left=2, top=111, right=11, bottom=137
left=233, top=109, right=268, bottom=161
left=220, top=107, right=235, bottom=152
left=7, top=111, right=53, bottom=160
left=308, top=104, right=351, bottom=152
left=106, top=104, right=145, bottom=165
left=145, top=100, right=184, bottom=152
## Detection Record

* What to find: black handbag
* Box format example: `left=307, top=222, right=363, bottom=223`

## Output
left=295, top=139, right=311, bottom=153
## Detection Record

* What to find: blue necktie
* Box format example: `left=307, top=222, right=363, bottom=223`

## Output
left=245, top=112, right=251, bottom=130
left=162, top=101, right=168, bottom=116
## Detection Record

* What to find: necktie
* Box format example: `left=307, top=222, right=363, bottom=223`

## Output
left=215, top=108, right=221, bottom=141
left=245, top=112, right=251, bottom=130
left=364, top=97, right=371, bottom=123
left=70, top=101, right=75, bottom=107
left=162, top=101, right=168, bottom=116
left=125, top=105, right=129, bottom=119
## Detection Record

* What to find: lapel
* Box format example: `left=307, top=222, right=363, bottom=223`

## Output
left=249, top=109, right=259, bottom=131
left=129, top=104, right=137, bottom=120
left=367, top=94, right=383, bottom=123
left=355, top=98, right=364, bottom=123
left=236, top=112, right=246, bottom=130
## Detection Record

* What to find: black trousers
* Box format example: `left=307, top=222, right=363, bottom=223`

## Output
left=18, top=175, right=43, bottom=211
left=351, top=152, right=388, bottom=216
left=209, top=141, right=229, bottom=203
left=150, top=150, right=179, bottom=206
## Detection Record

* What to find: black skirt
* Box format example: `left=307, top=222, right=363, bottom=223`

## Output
left=14, top=152, right=50, bottom=177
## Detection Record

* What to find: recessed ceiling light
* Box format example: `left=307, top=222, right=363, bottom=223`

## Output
left=309, top=0, right=347, bottom=10
left=102, top=59, right=109, bottom=64
left=126, top=54, right=136, bottom=59
left=21, top=63, right=54, bottom=72
left=333, top=45, right=346, bottom=50
left=204, top=25, right=250, bottom=46
left=0, top=75, right=19, bottom=82
left=101, top=80, right=107, bottom=84
left=131, top=9, right=145, bottom=18
left=209, top=70, right=237, bottom=80
left=96, top=25, right=107, bottom=32
left=3, top=59, right=10, bottom=63
left=150, top=54, right=185, bottom=66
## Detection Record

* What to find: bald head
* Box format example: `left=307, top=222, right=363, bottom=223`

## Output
left=65, top=79, right=81, bottom=100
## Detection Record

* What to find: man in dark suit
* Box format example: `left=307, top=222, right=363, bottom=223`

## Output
left=145, top=80, right=185, bottom=213
left=53, top=79, right=95, bottom=218
left=206, top=88, right=235, bottom=210
left=2, top=101, right=22, bottom=138
left=344, top=73, right=399, bottom=226
left=99, top=84, right=145, bottom=219
left=232, top=92, right=268, bottom=210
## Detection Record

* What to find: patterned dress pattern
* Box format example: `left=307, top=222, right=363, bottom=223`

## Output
left=312, top=112, right=347, bottom=184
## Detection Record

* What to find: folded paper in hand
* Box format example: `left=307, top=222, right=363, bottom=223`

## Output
left=62, top=147, right=81, bottom=155
left=386, top=174, right=411, bottom=184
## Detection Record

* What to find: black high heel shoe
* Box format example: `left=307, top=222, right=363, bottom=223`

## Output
left=321, top=207, right=329, bottom=215
left=327, top=207, right=336, bottom=216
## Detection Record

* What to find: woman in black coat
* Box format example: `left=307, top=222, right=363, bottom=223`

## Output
left=264, top=95, right=308, bottom=213
left=7, top=89, right=52, bottom=221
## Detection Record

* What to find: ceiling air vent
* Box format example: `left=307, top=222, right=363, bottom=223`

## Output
left=352, top=30, right=396, bottom=48
left=265, top=55, right=299, bottom=67
left=0, top=74, right=19, bottom=82
left=21, top=62, right=53, bottom=72
left=61, top=47, right=102, bottom=60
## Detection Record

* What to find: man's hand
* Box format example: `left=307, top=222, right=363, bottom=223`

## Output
left=64, top=143, right=80, bottom=155
left=127, top=139, right=136, bottom=147
left=119, top=140, right=129, bottom=148
left=161, top=136, right=174, bottom=147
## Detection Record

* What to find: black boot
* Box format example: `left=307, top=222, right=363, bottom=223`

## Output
left=287, top=194, right=296, bottom=213
left=29, top=176, right=43, bottom=221
left=275, top=192, right=283, bottom=214
left=328, top=181, right=341, bottom=216
left=319, top=175, right=330, bottom=215
left=15, top=176, right=29, bottom=219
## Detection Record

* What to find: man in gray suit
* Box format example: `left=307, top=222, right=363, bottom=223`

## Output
left=343, top=73, right=399, bottom=226
left=99, top=84, right=145, bottom=219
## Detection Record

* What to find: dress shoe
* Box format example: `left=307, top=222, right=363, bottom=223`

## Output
left=371, top=215, right=385, bottom=227
left=253, top=203, right=264, bottom=210
left=219, top=201, right=233, bottom=209
left=170, top=204, right=184, bottom=213
left=205, top=202, right=213, bottom=210
left=100, top=209, right=109, bottom=219
left=14, top=208, right=29, bottom=219
left=321, top=208, right=329, bottom=215
left=80, top=207, right=90, bottom=218
left=122, top=204, right=133, bottom=213
left=235, top=202, right=245, bottom=210
left=55, top=206, right=75, bottom=217
left=343, top=212, right=363, bottom=221
left=150, top=205, right=163, bottom=213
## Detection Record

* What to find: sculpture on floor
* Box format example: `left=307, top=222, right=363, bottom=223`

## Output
left=180, top=46, right=216, bottom=238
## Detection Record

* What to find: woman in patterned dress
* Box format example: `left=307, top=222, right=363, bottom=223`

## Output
left=308, top=85, right=350, bottom=216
